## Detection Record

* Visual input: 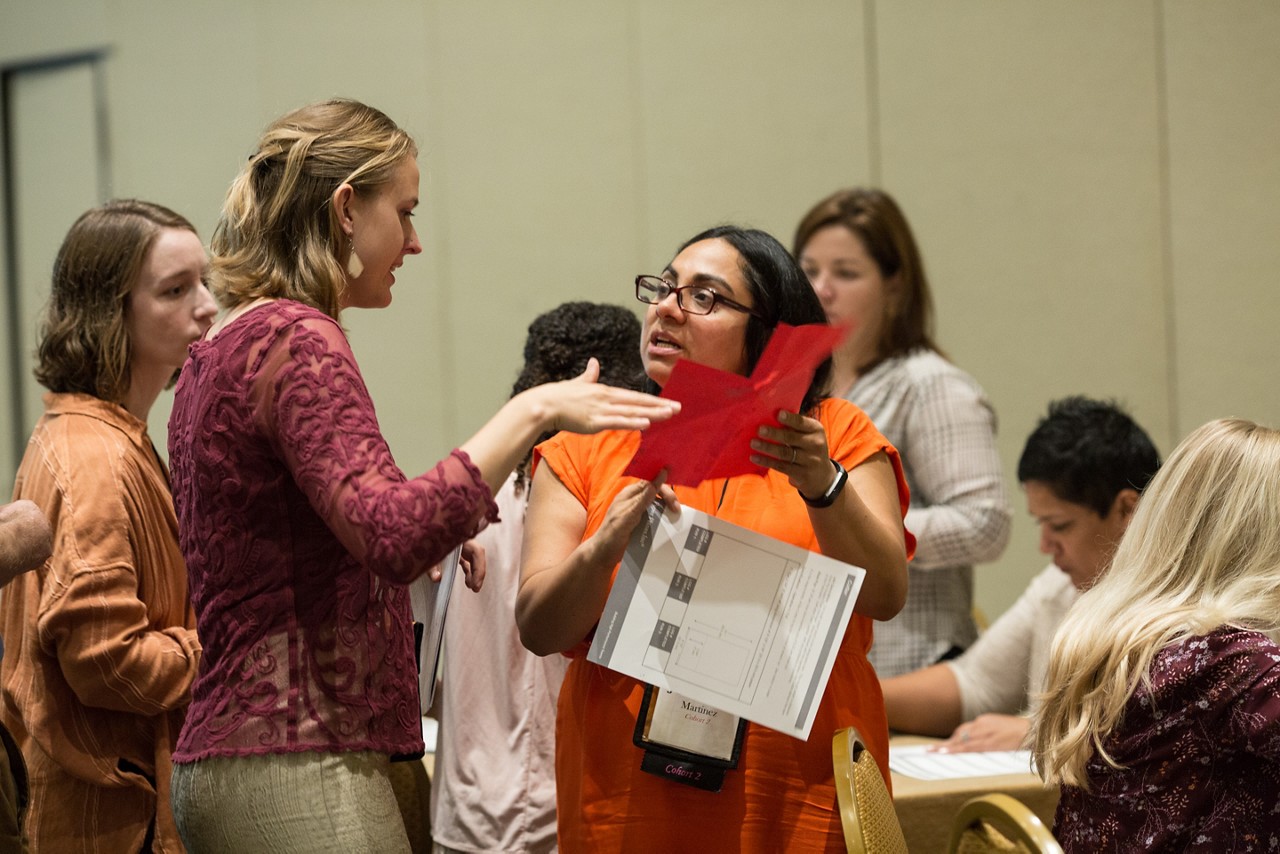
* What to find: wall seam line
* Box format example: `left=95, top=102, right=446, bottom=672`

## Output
left=626, top=0, right=650, bottom=273
left=1154, top=0, right=1179, bottom=441
left=864, top=0, right=882, bottom=185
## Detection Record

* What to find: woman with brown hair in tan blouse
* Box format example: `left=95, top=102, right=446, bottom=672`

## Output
left=0, top=199, right=217, bottom=852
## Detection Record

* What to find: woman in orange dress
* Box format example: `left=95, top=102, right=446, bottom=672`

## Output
left=518, top=225, right=913, bottom=852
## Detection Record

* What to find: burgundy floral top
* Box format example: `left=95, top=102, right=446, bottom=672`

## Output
left=168, top=300, right=497, bottom=762
left=1055, top=626, right=1280, bottom=852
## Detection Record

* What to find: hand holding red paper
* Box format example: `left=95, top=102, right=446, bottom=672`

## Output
left=623, top=323, right=849, bottom=486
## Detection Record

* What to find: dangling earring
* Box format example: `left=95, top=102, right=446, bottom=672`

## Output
left=346, top=236, right=364, bottom=279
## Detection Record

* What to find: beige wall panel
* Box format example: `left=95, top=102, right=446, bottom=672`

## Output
left=104, top=0, right=261, bottom=238
left=1162, top=1, right=1280, bottom=432
left=424, top=2, right=643, bottom=458
left=0, top=0, right=106, bottom=64
left=250, top=0, right=434, bottom=134
left=634, top=1, right=872, bottom=251
left=874, top=3, right=1168, bottom=616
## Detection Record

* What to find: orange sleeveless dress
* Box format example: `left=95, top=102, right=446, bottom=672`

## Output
left=536, top=398, right=913, bottom=852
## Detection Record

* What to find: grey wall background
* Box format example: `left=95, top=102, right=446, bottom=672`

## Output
left=2, top=0, right=1277, bottom=621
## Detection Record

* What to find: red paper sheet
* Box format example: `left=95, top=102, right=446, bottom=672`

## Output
left=623, top=323, right=848, bottom=486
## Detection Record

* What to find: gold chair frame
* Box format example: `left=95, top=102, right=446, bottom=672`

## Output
left=947, top=792, right=1064, bottom=854
left=832, top=726, right=908, bottom=854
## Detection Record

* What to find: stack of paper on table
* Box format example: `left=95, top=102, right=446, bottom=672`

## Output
left=889, top=744, right=1038, bottom=780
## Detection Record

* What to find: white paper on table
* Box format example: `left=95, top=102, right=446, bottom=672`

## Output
left=889, top=744, right=1037, bottom=780
left=407, top=545, right=462, bottom=714
left=588, top=502, right=866, bottom=741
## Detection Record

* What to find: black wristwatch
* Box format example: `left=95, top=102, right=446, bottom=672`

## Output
left=800, top=459, right=848, bottom=508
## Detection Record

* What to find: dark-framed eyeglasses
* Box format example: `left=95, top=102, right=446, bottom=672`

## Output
left=634, top=275, right=764, bottom=319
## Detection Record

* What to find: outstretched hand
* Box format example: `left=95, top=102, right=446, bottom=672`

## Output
left=460, top=359, right=678, bottom=501
left=538, top=358, right=680, bottom=435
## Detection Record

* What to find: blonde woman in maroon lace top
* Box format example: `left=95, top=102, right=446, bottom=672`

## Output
left=166, top=99, right=677, bottom=852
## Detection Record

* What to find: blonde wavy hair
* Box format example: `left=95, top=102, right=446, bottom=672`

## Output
left=212, top=98, right=416, bottom=318
left=1030, top=417, right=1280, bottom=789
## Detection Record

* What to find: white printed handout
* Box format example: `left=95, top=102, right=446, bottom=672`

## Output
left=889, top=744, right=1038, bottom=780
left=588, top=502, right=866, bottom=740
left=407, top=545, right=462, bottom=714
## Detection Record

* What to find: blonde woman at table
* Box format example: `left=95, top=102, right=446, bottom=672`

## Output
left=883, top=397, right=1159, bottom=753
left=794, top=188, right=1011, bottom=677
left=1032, top=418, right=1280, bottom=852
left=518, top=225, right=912, bottom=852
left=165, top=99, right=678, bottom=852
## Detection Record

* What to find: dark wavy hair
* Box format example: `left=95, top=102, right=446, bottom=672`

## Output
left=35, top=199, right=197, bottom=401
left=793, top=187, right=940, bottom=369
left=654, top=225, right=831, bottom=415
left=1017, top=396, right=1161, bottom=516
left=513, top=301, right=644, bottom=491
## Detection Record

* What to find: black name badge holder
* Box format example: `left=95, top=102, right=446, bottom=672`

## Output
left=633, top=684, right=746, bottom=793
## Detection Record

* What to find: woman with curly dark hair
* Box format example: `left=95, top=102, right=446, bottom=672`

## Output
left=431, top=301, right=643, bottom=854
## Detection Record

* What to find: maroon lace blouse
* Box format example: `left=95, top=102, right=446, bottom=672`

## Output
left=168, top=300, right=497, bottom=762
left=1055, top=626, right=1280, bottom=852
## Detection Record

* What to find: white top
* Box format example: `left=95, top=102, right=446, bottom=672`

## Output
left=844, top=347, right=1012, bottom=677
left=947, top=564, right=1079, bottom=720
left=430, top=474, right=567, bottom=854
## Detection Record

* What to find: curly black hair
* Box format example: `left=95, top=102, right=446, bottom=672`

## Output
left=512, top=301, right=645, bottom=491
left=1017, top=396, right=1161, bottom=515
